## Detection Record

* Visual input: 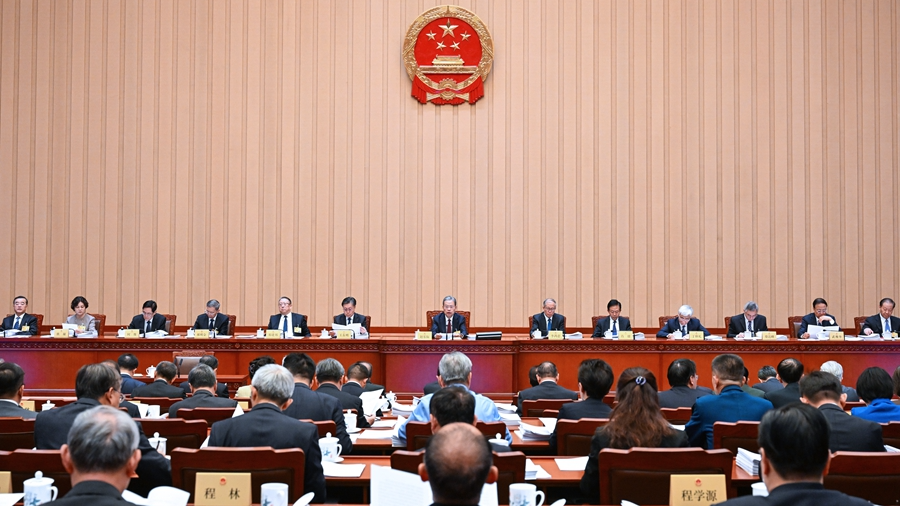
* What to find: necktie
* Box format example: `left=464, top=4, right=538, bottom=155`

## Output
left=748, top=320, right=753, bottom=334
left=681, top=325, right=687, bottom=335
left=612, top=320, right=618, bottom=335
left=547, top=317, right=552, bottom=332
left=886, top=318, right=891, bottom=333
left=13, top=316, right=20, bottom=330
left=347, top=316, right=351, bottom=325
left=145, top=320, right=151, bottom=333
left=447, top=317, right=452, bottom=334
left=209, top=318, right=215, bottom=330
left=282, top=315, right=288, bottom=333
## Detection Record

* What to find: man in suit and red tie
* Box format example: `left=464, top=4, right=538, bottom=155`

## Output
left=267, top=296, right=310, bottom=338
left=530, top=298, right=566, bottom=337
left=862, top=297, right=900, bottom=336
left=431, top=295, right=468, bottom=337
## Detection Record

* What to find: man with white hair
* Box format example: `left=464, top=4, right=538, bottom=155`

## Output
left=208, top=364, right=325, bottom=503
left=819, top=361, right=860, bottom=402
left=657, top=305, right=710, bottom=338
left=530, top=298, right=566, bottom=337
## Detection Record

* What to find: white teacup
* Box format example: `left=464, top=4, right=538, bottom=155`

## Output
left=146, top=365, right=157, bottom=377
left=260, top=482, right=289, bottom=506
left=509, top=483, right=544, bottom=506
left=318, top=433, right=343, bottom=462
left=147, top=405, right=161, bottom=418
left=136, top=403, right=149, bottom=418
left=24, top=471, right=58, bottom=505
left=344, top=410, right=357, bottom=431
left=148, top=432, right=167, bottom=455
left=41, top=402, right=55, bottom=411
left=751, top=482, right=768, bottom=496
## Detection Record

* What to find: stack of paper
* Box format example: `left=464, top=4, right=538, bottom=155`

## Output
left=885, top=445, right=899, bottom=452
left=360, top=389, right=385, bottom=416
left=736, top=448, right=760, bottom=475
left=516, top=422, right=553, bottom=441
left=494, top=402, right=517, bottom=414
left=369, top=465, right=498, bottom=506
left=322, top=461, right=366, bottom=478
left=391, top=403, right=416, bottom=417
left=704, top=335, right=724, bottom=340
left=498, top=412, right=521, bottom=426
left=369, top=419, right=397, bottom=429
left=564, top=332, right=583, bottom=340
left=537, top=417, right=557, bottom=432
left=525, top=459, right=551, bottom=480
left=554, top=456, right=588, bottom=471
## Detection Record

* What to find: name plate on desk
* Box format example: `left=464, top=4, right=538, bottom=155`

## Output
left=265, top=329, right=282, bottom=339
left=617, top=331, right=634, bottom=340
left=51, top=328, right=69, bottom=338
left=0, top=470, right=10, bottom=493
left=670, top=474, right=727, bottom=506
left=194, top=472, right=251, bottom=506
left=336, top=330, right=353, bottom=339
left=194, top=329, right=210, bottom=339
left=415, top=331, right=432, bottom=340
left=761, top=331, right=777, bottom=341
left=829, top=331, right=845, bottom=341
left=20, top=400, right=35, bottom=412
left=689, top=331, right=705, bottom=341
left=548, top=330, right=564, bottom=340
left=124, top=329, right=140, bottom=338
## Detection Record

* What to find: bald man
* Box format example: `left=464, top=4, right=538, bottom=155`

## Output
left=418, top=423, right=499, bottom=506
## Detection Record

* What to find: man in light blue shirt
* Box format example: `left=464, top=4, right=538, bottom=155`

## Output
left=398, top=351, right=512, bottom=443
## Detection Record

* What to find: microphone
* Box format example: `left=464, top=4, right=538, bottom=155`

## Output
left=177, top=358, right=184, bottom=380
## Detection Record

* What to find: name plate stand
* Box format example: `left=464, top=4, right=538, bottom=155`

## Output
left=548, top=330, right=564, bottom=340
left=194, top=472, right=251, bottom=506
left=761, top=331, right=777, bottom=341
left=415, top=331, right=433, bottom=340
left=669, top=474, right=727, bottom=506
left=829, top=331, right=845, bottom=341
left=617, top=331, right=634, bottom=341
left=336, top=330, right=353, bottom=339
left=688, top=331, right=705, bottom=341
left=51, top=328, right=69, bottom=338
left=194, top=329, right=210, bottom=339
left=265, top=330, right=282, bottom=339
left=124, top=329, right=140, bottom=338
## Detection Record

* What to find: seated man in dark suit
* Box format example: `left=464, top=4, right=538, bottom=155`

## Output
left=177, top=355, right=229, bottom=397
left=798, top=297, right=839, bottom=339
left=0, top=295, right=38, bottom=335
left=131, top=361, right=186, bottom=399
left=315, top=358, right=372, bottom=428
left=342, top=362, right=383, bottom=417
left=419, top=423, right=498, bottom=506
left=0, top=362, right=37, bottom=419
left=50, top=406, right=143, bottom=506
left=429, top=386, right=509, bottom=453
left=281, top=352, right=352, bottom=453
left=168, top=365, right=238, bottom=418
left=657, top=358, right=714, bottom=408
left=530, top=298, right=566, bottom=337
left=799, top=371, right=884, bottom=452
left=359, top=361, right=385, bottom=393
left=819, top=360, right=860, bottom=402
left=431, top=295, right=468, bottom=337
left=192, top=299, right=230, bottom=335
left=208, top=364, right=326, bottom=503
left=99, top=360, right=140, bottom=418
left=764, top=358, right=804, bottom=409
left=727, top=301, right=769, bottom=337
left=127, top=300, right=168, bottom=335
left=741, top=367, right=767, bottom=398
left=548, top=358, right=614, bottom=452
left=714, top=404, right=872, bottom=506
left=591, top=299, right=631, bottom=337
left=332, top=296, right=368, bottom=335
left=34, top=364, right=171, bottom=496
left=657, top=305, right=710, bottom=338
left=862, top=297, right=900, bottom=336
left=267, top=296, right=310, bottom=338
left=423, top=368, right=442, bottom=395
left=516, top=361, right=578, bottom=416
left=753, top=365, right=783, bottom=393
left=116, top=353, right=143, bottom=395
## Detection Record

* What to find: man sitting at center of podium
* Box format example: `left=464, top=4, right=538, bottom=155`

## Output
left=657, top=305, right=710, bottom=338
left=267, top=296, right=310, bottom=338
left=431, top=295, right=468, bottom=337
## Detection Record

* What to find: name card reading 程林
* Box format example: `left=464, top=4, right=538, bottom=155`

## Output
left=51, top=328, right=69, bottom=338
left=829, top=331, right=845, bottom=341
left=689, top=331, right=705, bottom=341
left=194, top=472, right=251, bottom=506
left=124, top=329, right=140, bottom=338
left=761, top=331, right=777, bottom=341
left=617, top=331, right=634, bottom=341
left=194, top=329, right=210, bottom=339
left=265, top=329, right=283, bottom=339
left=548, top=330, right=564, bottom=340
left=669, top=474, right=727, bottom=506
left=336, top=330, right=353, bottom=339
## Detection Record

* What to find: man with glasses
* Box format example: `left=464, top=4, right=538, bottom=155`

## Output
left=798, top=298, right=839, bottom=339
left=267, top=297, right=310, bottom=338
left=861, top=297, right=900, bottom=336
left=727, top=301, right=769, bottom=338
left=193, top=299, right=230, bottom=335
left=657, top=305, right=710, bottom=338
left=658, top=358, right=714, bottom=408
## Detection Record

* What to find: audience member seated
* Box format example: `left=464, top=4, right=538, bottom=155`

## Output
left=359, top=361, right=385, bottom=393
left=341, top=362, right=371, bottom=397
left=580, top=367, right=689, bottom=503
left=764, top=358, right=804, bottom=409
left=34, top=364, right=171, bottom=496
left=207, top=364, right=325, bottom=503
left=99, top=361, right=140, bottom=418
left=235, top=355, right=275, bottom=398
left=418, top=423, right=498, bottom=506
left=548, top=359, right=614, bottom=452
left=819, top=360, right=860, bottom=402
left=429, top=385, right=509, bottom=453
left=799, top=371, right=884, bottom=452
left=741, top=367, right=766, bottom=398
left=116, top=354, right=143, bottom=395
left=753, top=365, right=783, bottom=393
left=657, top=358, right=713, bottom=408
left=178, top=355, right=229, bottom=398
left=423, top=368, right=441, bottom=395
left=168, top=365, right=238, bottom=418
left=281, top=353, right=351, bottom=453
left=686, top=354, right=773, bottom=449
left=656, top=304, right=710, bottom=338
left=0, top=362, right=37, bottom=419
left=713, top=404, right=872, bottom=506
left=851, top=366, right=900, bottom=423
left=315, top=358, right=372, bottom=428
left=47, top=406, right=142, bottom=506
left=516, top=361, right=578, bottom=416
left=131, top=361, right=186, bottom=399
left=400, top=352, right=511, bottom=443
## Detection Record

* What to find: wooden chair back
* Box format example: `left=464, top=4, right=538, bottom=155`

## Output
left=521, top=399, right=575, bottom=417
left=226, top=314, right=237, bottom=335
left=843, top=401, right=866, bottom=410
left=882, top=422, right=900, bottom=449
left=132, top=397, right=184, bottom=411
left=176, top=407, right=235, bottom=427
left=824, top=451, right=900, bottom=505
left=138, top=418, right=209, bottom=451
left=33, top=314, right=44, bottom=334
left=598, top=447, right=734, bottom=505
left=660, top=407, right=693, bottom=425
left=723, top=316, right=732, bottom=329
left=298, top=419, right=337, bottom=439
left=390, top=449, right=423, bottom=474
left=659, top=315, right=676, bottom=328
left=92, top=313, right=107, bottom=336
left=171, top=447, right=306, bottom=503
left=853, top=316, right=867, bottom=335
left=405, top=421, right=433, bottom=451
left=364, top=315, right=372, bottom=330
left=474, top=421, right=507, bottom=439
left=425, top=310, right=471, bottom=330
left=0, top=449, right=71, bottom=496
left=0, top=417, right=35, bottom=451
left=527, top=315, right=568, bottom=333
left=556, top=418, right=609, bottom=456
left=172, top=351, right=214, bottom=376
left=788, top=316, right=803, bottom=338
left=161, top=313, right=177, bottom=334
left=712, top=421, right=760, bottom=454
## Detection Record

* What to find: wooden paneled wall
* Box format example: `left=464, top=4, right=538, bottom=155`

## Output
left=0, top=0, right=898, bottom=330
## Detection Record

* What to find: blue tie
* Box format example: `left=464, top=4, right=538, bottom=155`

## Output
left=612, top=320, right=618, bottom=335
left=14, top=316, right=20, bottom=330
left=886, top=318, right=891, bottom=333
left=282, top=316, right=288, bottom=333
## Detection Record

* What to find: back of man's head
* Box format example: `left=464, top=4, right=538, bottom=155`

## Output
left=198, top=355, right=219, bottom=369
left=424, top=423, right=493, bottom=505
left=819, top=361, right=844, bottom=382
left=666, top=358, right=697, bottom=388
left=758, top=365, right=777, bottom=382
left=711, top=354, right=744, bottom=383
left=188, top=364, right=217, bottom=389
left=777, top=358, right=804, bottom=384
left=154, top=361, right=177, bottom=383
left=799, top=371, right=843, bottom=405
left=856, top=367, right=894, bottom=403
left=577, top=359, right=614, bottom=399
left=430, top=386, right=475, bottom=427
left=66, top=405, right=139, bottom=474
left=315, top=358, right=345, bottom=384
left=535, top=362, right=558, bottom=380
left=282, top=353, right=316, bottom=380
left=75, top=364, right=121, bottom=400
left=117, top=354, right=138, bottom=372
left=252, top=365, right=294, bottom=405
left=0, top=362, right=25, bottom=398
left=439, top=352, right=472, bottom=385
left=758, top=403, right=830, bottom=481
left=347, top=362, right=370, bottom=382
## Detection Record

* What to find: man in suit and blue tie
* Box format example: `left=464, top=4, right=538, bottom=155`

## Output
left=862, top=297, right=900, bottom=336
left=592, top=299, right=631, bottom=337
left=267, top=296, right=310, bottom=338
left=726, top=301, right=769, bottom=337
left=192, top=299, right=229, bottom=335
left=332, top=296, right=368, bottom=335
left=657, top=305, right=710, bottom=338
left=0, top=295, right=38, bottom=335
left=431, top=295, right=468, bottom=337
left=530, top=298, right=565, bottom=337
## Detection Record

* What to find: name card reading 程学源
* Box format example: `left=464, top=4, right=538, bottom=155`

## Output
left=265, top=329, right=282, bottom=339
left=689, top=331, right=705, bottom=341
left=829, top=331, right=845, bottom=341
left=194, top=329, right=210, bottom=339
left=617, top=331, right=634, bottom=341
left=669, top=474, right=727, bottom=506
left=194, top=472, right=251, bottom=506
left=548, top=330, right=564, bottom=340
left=336, top=330, right=353, bottom=339
left=761, top=331, right=777, bottom=341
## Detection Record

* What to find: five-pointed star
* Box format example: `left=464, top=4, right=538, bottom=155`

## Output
left=439, top=19, right=458, bottom=38
left=450, top=41, right=460, bottom=50
left=436, top=41, right=446, bottom=50
left=460, top=32, right=471, bottom=41
left=426, top=31, right=436, bottom=40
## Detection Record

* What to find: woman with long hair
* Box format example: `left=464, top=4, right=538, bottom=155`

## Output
left=580, top=366, right=689, bottom=503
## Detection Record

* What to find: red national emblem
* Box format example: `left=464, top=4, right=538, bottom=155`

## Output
left=403, top=5, right=494, bottom=105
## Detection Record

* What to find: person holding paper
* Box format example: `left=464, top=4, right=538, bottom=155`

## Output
left=332, top=296, right=368, bottom=333
left=657, top=358, right=713, bottom=408
left=281, top=353, right=353, bottom=453
left=431, top=295, right=468, bottom=337
left=127, top=300, right=168, bottom=334
left=656, top=305, right=710, bottom=338
left=530, top=298, right=566, bottom=337
left=798, top=297, right=839, bottom=339
left=0, top=362, right=37, bottom=419
left=419, top=423, right=499, bottom=506
left=764, top=358, right=804, bottom=409
left=131, top=361, right=186, bottom=399
left=66, top=296, right=97, bottom=337
left=315, top=358, right=373, bottom=428
left=0, top=295, right=38, bottom=335
left=727, top=301, right=769, bottom=338
left=798, top=371, right=884, bottom=453
left=167, top=365, right=238, bottom=418
left=861, top=297, right=900, bottom=336
left=267, top=296, right=310, bottom=337
left=515, top=361, right=578, bottom=415
left=591, top=299, right=631, bottom=337
left=192, top=299, right=229, bottom=335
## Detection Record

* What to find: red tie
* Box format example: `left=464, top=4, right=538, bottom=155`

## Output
left=447, top=317, right=452, bottom=334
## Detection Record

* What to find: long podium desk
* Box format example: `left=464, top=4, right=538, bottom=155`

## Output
left=1, top=334, right=898, bottom=394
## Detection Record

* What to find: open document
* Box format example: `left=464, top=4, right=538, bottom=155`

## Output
left=370, top=465, right=497, bottom=506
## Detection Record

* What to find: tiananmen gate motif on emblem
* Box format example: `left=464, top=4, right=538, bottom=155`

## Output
left=403, top=5, right=494, bottom=105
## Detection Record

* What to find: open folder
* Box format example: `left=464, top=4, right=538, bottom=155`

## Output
left=370, top=465, right=497, bottom=506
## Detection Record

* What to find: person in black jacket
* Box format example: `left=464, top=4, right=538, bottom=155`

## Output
left=281, top=352, right=352, bottom=454
left=516, top=361, right=578, bottom=415
left=168, top=365, right=238, bottom=418
left=657, top=358, right=713, bottom=408
left=177, top=355, right=229, bottom=398
left=799, top=371, right=884, bottom=452
left=316, top=358, right=372, bottom=428
left=116, top=354, right=143, bottom=395
left=192, top=299, right=230, bottom=335
left=0, top=362, right=37, bottom=419
left=765, top=358, right=804, bottom=409
left=752, top=365, right=784, bottom=393
left=727, top=301, right=769, bottom=337
left=0, top=295, right=38, bottom=335
left=548, top=359, right=614, bottom=452
left=131, top=361, right=186, bottom=399
left=127, top=300, right=168, bottom=334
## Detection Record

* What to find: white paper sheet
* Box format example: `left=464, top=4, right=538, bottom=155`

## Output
left=493, top=402, right=517, bottom=413
left=0, top=494, right=24, bottom=506
left=369, top=465, right=498, bottom=506
left=554, top=456, right=589, bottom=471
left=538, top=417, right=557, bottom=432
left=370, top=419, right=397, bottom=429
left=360, top=389, right=385, bottom=415
left=356, top=429, right=395, bottom=439
left=322, top=462, right=366, bottom=477
left=525, top=459, right=552, bottom=479
left=122, top=486, right=190, bottom=506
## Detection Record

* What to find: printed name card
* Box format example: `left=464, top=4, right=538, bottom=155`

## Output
left=124, top=329, right=140, bottom=338
left=761, top=331, right=777, bottom=341
left=336, top=330, right=353, bottom=339
left=51, top=328, right=69, bottom=338
left=0, top=471, right=10, bottom=493
left=617, top=331, right=634, bottom=341
left=415, top=331, right=433, bottom=340
left=194, top=329, right=210, bottom=339
left=670, top=474, right=727, bottom=506
left=548, top=330, right=564, bottom=340
left=20, top=400, right=35, bottom=411
left=829, top=331, right=845, bottom=341
left=689, top=331, right=705, bottom=341
left=194, top=472, right=251, bottom=506
left=265, top=329, right=282, bottom=339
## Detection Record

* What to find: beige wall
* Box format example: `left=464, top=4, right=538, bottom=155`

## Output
left=1, top=0, right=898, bottom=330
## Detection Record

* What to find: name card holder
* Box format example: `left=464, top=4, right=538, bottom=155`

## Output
left=829, top=331, right=845, bottom=341
left=20, top=325, right=29, bottom=332
left=617, top=331, right=634, bottom=341
left=0, top=470, right=10, bottom=493
left=194, top=329, right=210, bottom=339
left=336, top=330, right=353, bottom=339
left=194, top=472, right=251, bottom=506
left=265, top=329, right=283, bottom=339
left=124, top=329, right=140, bottom=338
left=51, top=328, right=69, bottom=338
left=760, top=331, right=777, bottom=341
left=689, top=331, right=705, bottom=341
left=415, top=331, right=433, bottom=340
left=669, top=474, right=727, bottom=506
left=20, top=400, right=35, bottom=412
left=548, top=330, right=564, bottom=340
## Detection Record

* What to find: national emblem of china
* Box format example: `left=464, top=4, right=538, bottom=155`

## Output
left=403, top=5, right=494, bottom=105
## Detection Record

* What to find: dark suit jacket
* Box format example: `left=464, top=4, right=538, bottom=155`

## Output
left=119, top=374, right=144, bottom=395
left=131, top=379, right=186, bottom=399
left=0, top=399, right=37, bottom=419
left=128, top=313, right=168, bottom=333
left=333, top=313, right=369, bottom=330
left=685, top=385, right=773, bottom=449
left=342, top=381, right=365, bottom=397
left=208, top=403, right=326, bottom=503
left=34, top=398, right=172, bottom=496
left=656, top=317, right=710, bottom=337
left=548, top=397, right=612, bottom=454
left=752, top=377, right=783, bottom=393
left=267, top=312, right=311, bottom=337
left=712, top=482, right=873, bottom=506
left=727, top=314, right=769, bottom=337
left=423, top=381, right=441, bottom=395
left=591, top=316, right=632, bottom=337
left=798, top=312, right=839, bottom=338
left=178, top=379, right=228, bottom=398
left=818, top=403, right=885, bottom=452
left=282, top=382, right=352, bottom=454
left=657, top=385, right=714, bottom=409
left=765, top=382, right=801, bottom=409
left=0, top=313, right=38, bottom=335
left=193, top=312, right=230, bottom=335
left=168, top=389, right=237, bottom=418
left=530, top=313, right=566, bottom=336
left=317, top=383, right=370, bottom=428
left=47, top=480, right=135, bottom=506
left=516, top=380, right=578, bottom=415
left=842, top=385, right=860, bottom=402
left=364, top=381, right=385, bottom=393
left=741, top=385, right=767, bottom=398
left=121, top=400, right=141, bottom=418
left=430, top=313, right=468, bottom=336
left=861, top=314, right=900, bottom=335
